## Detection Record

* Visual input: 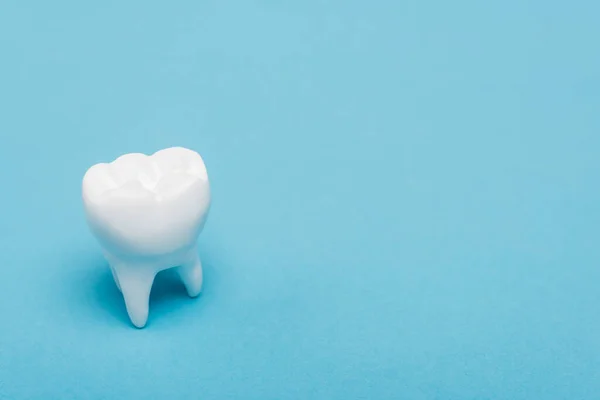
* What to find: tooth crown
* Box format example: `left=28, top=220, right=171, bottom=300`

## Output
left=83, top=147, right=211, bottom=257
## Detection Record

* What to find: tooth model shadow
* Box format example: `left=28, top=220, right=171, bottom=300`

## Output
left=82, top=147, right=211, bottom=328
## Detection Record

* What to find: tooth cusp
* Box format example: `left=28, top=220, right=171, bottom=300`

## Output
left=83, top=147, right=208, bottom=201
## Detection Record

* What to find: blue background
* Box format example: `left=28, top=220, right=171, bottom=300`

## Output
left=0, top=1, right=599, bottom=399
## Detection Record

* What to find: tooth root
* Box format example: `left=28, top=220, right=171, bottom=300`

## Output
left=177, top=254, right=203, bottom=298
left=114, top=267, right=156, bottom=328
left=110, top=266, right=121, bottom=292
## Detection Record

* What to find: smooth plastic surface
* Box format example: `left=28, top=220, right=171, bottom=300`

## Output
left=82, top=147, right=210, bottom=327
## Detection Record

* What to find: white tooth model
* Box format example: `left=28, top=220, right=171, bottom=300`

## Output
left=82, top=147, right=211, bottom=328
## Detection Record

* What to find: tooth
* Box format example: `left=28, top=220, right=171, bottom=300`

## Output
left=83, top=147, right=211, bottom=328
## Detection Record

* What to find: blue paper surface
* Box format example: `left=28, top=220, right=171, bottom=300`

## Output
left=0, top=1, right=599, bottom=399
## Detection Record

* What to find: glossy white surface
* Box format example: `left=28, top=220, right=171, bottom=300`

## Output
left=82, top=147, right=211, bottom=328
